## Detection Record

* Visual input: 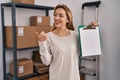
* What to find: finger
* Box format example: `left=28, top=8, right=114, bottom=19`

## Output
left=43, top=32, right=47, bottom=37
left=40, top=31, right=44, bottom=35
left=91, top=22, right=94, bottom=26
left=91, top=22, right=98, bottom=28
left=35, top=32, right=39, bottom=36
left=41, top=31, right=47, bottom=37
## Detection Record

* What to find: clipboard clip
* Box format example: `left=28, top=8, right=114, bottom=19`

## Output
left=84, top=25, right=96, bottom=29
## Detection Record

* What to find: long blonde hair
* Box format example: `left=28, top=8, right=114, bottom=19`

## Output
left=52, top=4, right=74, bottom=31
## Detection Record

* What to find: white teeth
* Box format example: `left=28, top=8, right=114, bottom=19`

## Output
left=55, top=22, right=59, bottom=24
left=55, top=20, right=61, bottom=24
left=56, top=21, right=60, bottom=23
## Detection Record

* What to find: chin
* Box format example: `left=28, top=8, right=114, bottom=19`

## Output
left=55, top=25, right=61, bottom=28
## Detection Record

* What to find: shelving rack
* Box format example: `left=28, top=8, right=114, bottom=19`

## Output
left=79, top=1, right=101, bottom=80
left=80, top=56, right=100, bottom=80
left=1, top=2, right=54, bottom=80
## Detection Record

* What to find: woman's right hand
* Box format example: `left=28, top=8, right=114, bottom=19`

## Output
left=91, top=22, right=99, bottom=27
left=35, top=31, right=47, bottom=42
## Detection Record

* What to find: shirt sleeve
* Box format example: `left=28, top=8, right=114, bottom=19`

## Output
left=38, top=39, right=52, bottom=66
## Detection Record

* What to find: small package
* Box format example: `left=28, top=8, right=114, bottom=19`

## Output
left=33, top=62, right=49, bottom=74
left=10, top=58, right=33, bottom=77
left=30, top=16, right=50, bottom=26
left=12, top=0, right=34, bottom=5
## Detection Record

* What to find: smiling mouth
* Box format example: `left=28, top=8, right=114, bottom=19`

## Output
left=55, top=21, right=60, bottom=25
left=55, top=22, right=59, bottom=25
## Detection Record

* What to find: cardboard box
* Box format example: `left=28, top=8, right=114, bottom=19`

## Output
left=10, top=58, right=33, bottom=77
left=39, top=74, right=49, bottom=80
left=25, top=76, right=39, bottom=80
left=30, top=16, right=50, bottom=26
left=80, top=73, right=85, bottom=80
left=32, top=50, right=42, bottom=63
left=33, top=62, right=49, bottom=74
left=5, top=26, right=51, bottom=49
left=12, top=0, right=34, bottom=4
left=25, top=74, right=49, bottom=80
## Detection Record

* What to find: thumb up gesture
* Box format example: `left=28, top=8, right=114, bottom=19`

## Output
left=35, top=31, right=47, bottom=42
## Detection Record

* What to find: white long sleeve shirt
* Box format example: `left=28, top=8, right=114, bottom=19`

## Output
left=39, top=30, right=80, bottom=80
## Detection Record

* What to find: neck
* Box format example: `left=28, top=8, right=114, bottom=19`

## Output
left=57, top=27, right=68, bottom=31
left=53, top=27, right=70, bottom=36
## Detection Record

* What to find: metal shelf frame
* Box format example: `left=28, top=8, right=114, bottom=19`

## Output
left=1, top=2, right=54, bottom=80
left=80, top=55, right=100, bottom=80
left=79, top=1, right=101, bottom=80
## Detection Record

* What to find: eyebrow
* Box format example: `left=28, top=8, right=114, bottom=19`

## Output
left=54, top=12, right=66, bottom=15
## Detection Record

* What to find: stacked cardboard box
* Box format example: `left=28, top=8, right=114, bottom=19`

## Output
left=5, top=25, right=51, bottom=49
left=33, top=62, right=49, bottom=74
left=7, top=73, right=49, bottom=80
left=25, top=76, right=39, bottom=80
left=25, top=73, right=49, bottom=80
left=30, top=16, right=50, bottom=26
left=12, top=0, right=34, bottom=4
left=10, top=58, right=33, bottom=77
left=32, top=50, right=49, bottom=79
left=39, top=74, right=49, bottom=80
left=32, top=50, right=42, bottom=63
left=32, top=50, right=49, bottom=74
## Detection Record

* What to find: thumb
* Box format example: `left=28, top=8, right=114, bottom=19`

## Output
left=35, top=32, right=39, bottom=37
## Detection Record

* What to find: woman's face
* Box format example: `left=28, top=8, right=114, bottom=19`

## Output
left=54, top=8, right=68, bottom=28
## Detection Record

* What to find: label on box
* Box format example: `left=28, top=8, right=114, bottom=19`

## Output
left=18, top=27, right=24, bottom=36
left=18, top=66, right=24, bottom=73
left=37, top=17, right=42, bottom=23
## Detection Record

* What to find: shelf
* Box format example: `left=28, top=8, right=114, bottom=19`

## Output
left=80, top=56, right=96, bottom=61
left=5, top=46, right=39, bottom=51
left=1, top=2, right=54, bottom=10
left=6, top=72, right=49, bottom=80
left=1, top=2, right=52, bottom=80
left=80, top=67, right=96, bottom=76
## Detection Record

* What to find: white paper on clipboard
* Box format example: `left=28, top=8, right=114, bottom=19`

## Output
left=79, top=27, right=102, bottom=56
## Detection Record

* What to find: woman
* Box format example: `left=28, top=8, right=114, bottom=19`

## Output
left=36, top=4, right=80, bottom=80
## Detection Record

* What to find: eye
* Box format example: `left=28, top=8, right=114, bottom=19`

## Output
left=59, top=14, right=65, bottom=17
left=60, top=15, right=64, bottom=17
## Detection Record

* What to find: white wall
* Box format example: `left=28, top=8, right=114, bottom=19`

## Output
left=0, top=0, right=120, bottom=80
left=99, top=0, right=120, bottom=80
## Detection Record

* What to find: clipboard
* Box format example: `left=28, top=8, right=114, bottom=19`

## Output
left=78, top=25, right=102, bottom=57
